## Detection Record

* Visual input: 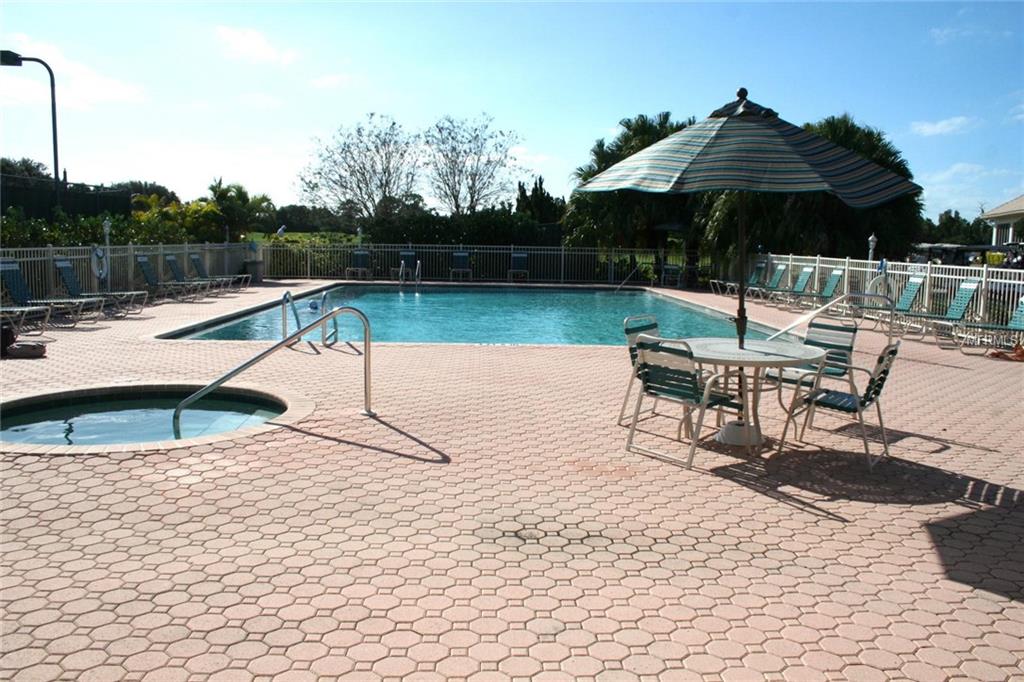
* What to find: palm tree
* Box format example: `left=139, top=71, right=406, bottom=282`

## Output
left=208, top=179, right=276, bottom=241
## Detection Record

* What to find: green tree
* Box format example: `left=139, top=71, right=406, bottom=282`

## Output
left=1, top=157, right=50, bottom=178
left=207, top=179, right=276, bottom=241
left=921, top=209, right=990, bottom=245
left=515, top=176, right=566, bottom=224
left=110, top=180, right=180, bottom=205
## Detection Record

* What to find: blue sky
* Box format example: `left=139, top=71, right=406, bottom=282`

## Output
left=2, top=2, right=1022, bottom=222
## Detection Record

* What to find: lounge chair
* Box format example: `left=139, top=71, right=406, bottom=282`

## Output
left=852, top=275, right=924, bottom=330
left=625, top=335, right=739, bottom=469
left=618, top=315, right=660, bottom=426
left=710, top=262, right=766, bottom=296
left=135, top=255, right=202, bottom=300
left=747, top=264, right=789, bottom=301
left=189, top=252, right=250, bottom=290
left=508, top=252, right=529, bottom=282
left=793, top=268, right=844, bottom=308
left=0, top=258, right=104, bottom=326
left=777, top=343, right=901, bottom=469
left=895, top=278, right=980, bottom=341
left=661, top=263, right=682, bottom=288
left=165, top=254, right=220, bottom=295
left=54, top=257, right=147, bottom=316
left=345, top=250, right=372, bottom=280
left=0, top=305, right=51, bottom=336
left=774, top=266, right=816, bottom=306
left=450, top=251, right=472, bottom=281
left=391, top=250, right=418, bottom=282
left=764, top=315, right=858, bottom=409
left=952, top=294, right=1024, bottom=353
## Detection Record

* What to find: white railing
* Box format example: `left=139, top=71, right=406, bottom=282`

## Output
left=3, top=241, right=1021, bottom=327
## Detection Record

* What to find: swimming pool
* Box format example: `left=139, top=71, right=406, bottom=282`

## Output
left=184, top=286, right=771, bottom=345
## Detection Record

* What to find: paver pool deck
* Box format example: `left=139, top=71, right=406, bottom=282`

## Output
left=1, top=281, right=1022, bottom=681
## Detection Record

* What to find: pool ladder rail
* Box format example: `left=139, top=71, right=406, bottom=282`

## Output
left=172, top=294, right=374, bottom=438
left=398, top=260, right=422, bottom=288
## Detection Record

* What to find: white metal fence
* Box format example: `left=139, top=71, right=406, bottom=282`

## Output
left=3, top=242, right=1022, bottom=326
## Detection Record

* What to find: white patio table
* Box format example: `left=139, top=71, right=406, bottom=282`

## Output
left=682, top=337, right=826, bottom=449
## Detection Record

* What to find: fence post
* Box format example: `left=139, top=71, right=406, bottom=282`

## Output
left=560, top=245, right=565, bottom=284
left=788, top=253, right=794, bottom=287
left=158, top=243, right=165, bottom=280
left=814, top=254, right=821, bottom=292
left=46, top=244, right=55, bottom=296
left=923, top=261, right=933, bottom=312
left=128, top=243, right=135, bottom=286
left=608, top=249, right=615, bottom=283
left=979, top=263, right=989, bottom=321
left=844, top=256, right=851, bottom=294
left=307, top=246, right=312, bottom=279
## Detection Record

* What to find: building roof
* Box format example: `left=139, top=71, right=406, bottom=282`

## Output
left=981, top=194, right=1024, bottom=221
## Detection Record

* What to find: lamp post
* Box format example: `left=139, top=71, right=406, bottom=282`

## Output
left=1, top=50, right=60, bottom=199
left=102, top=219, right=112, bottom=293
left=868, top=233, right=878, bottom=262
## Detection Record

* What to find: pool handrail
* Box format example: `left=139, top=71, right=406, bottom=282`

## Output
left=281, top=291, right=303, bottom=339
left=767, top=292, right=895, bottom=344
left=173, top=305, right=374, bottom=438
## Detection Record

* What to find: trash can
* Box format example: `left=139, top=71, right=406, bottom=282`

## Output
left=244, top=259, right=264, bottom=284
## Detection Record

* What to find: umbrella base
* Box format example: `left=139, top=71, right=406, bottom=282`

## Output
left=715, top=420, right=763, bottom=447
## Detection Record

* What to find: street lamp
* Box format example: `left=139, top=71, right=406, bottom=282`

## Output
left=868, top=233, right=878, bottom=262
left=1, top=49, right=60, bottom=198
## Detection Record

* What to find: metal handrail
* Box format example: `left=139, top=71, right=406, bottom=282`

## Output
left=414, top=260, right=422, bottom=286
left=767, top=292, right=895, bottom=343
left=172, top=305, right=375, bottom=438
left=281, top=291, right=303, bottom=340
left=615, top=264, right=642, bottom=292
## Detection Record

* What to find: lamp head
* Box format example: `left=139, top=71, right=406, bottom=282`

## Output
left=868, top=233, right=878, bottom=246
left=0, top=50, right=23, bottom=67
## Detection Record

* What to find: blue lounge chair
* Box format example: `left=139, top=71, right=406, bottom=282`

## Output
left=54, top=257, right=147, bottom=316
left=450, top=251, right=472, bottom=281
left=508, top=253, right=529, bottom=282
left=761, top=266, right=815, bottom=307
left=710, top=261, right=766, bottom=296
left=793, top=268, right=845, bottom=308
left=953, top=294, right=1024, bottom=353
left=747, top=264, right=789, bottom=301
left=0, top=258, right=104, bottom=326
left=136, top=255, right=202, bottom=300
left=165, top=254, right=220, bottom=294
left=189, top=252, right=250, bottom=290
left=853, top=274, right=924, bottom=330
left=0, top=305, right=51, bottom=335
left=345, top=250, right=372, bottom=279
left=391, top=250, right=418, bottom=282
left=896, top=278, right=980, bottom=341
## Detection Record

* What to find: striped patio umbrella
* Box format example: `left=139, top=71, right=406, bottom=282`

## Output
left=578, top=88, right=922, bottom=347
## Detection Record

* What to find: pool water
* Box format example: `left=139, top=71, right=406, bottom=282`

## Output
left=0, top=394, right=282, bottom=445
left=190, top=286, right=770, bottom=345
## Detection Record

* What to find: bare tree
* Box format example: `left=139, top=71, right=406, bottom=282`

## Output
left=300, top=113, right=420, bottom=219
left=423, top=115, right=520, bottom=215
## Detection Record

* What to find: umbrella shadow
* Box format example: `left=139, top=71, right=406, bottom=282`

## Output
left=925, top=506, right=1024, bottom=601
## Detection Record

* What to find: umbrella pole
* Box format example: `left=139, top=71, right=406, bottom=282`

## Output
left=736, top=194, right=748, bottom=349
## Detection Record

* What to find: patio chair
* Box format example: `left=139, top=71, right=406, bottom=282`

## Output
left=135, top=255, right=202, bottom=300
left=625, top=335, right=739, bottom=469
left=164, top=254, right=220, bottom=295
left=952, top=294, right=1024, bottom=353
left=0, top=305, right=51, bottom=336
left=763, top=315, right=859, bottom=409
left=895, top=278, right=980, bottom=341
left=766, top=266, right=815, bottom=307
left=777, top=342, right=901, bottom=469
left=391, top=250, right=418, bottom=282
left=345, top=249, right=372, bottom=279
left=0, top=258, right=104, bottom=326
left=508, top=252, right=529, bottom=282
left=618, top=315, right=660, bottom=426
left=189, top=252, right=250, bottom=290
left=54, top=257, right=147, bottom=316
left=747, top=264, right=789, bottom=301
left=710, top=261, right=766, bottom=296
left=852, top=274, right=924, bottom=330
left=793, top=268, right=844, bottom=308
left=450, top=251, right=472, bottom=281
left=661, top=263, right=682, bottom=288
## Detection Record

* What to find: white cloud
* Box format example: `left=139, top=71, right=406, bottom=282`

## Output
left=1010, top=103, right=1024, bottom=123
left=910, top=116, right=976, bottom=137
left=929, top=24, right=1013, bottom=45
left=214, top=26, right=298, bottom=66
left=0, top=34, right=144, bottom=112
left=310, top=73, right=353, bottom=90
left=920, top=163, right=1023, bottom=219
left=510, top=145, right=551, bottom=167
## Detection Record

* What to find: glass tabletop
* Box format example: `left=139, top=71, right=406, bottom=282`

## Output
left=681, top=337, right=826, bottom=368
